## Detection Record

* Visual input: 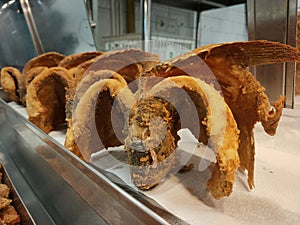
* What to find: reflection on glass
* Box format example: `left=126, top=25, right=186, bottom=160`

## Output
left=29, top=0, right=96, bottom=55
left=0, top=0, right=36, bottom=69
left=0, top=0, right=96, bottom=71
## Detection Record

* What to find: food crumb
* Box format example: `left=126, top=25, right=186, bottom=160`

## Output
left=179, top=164, right=194, bottom=173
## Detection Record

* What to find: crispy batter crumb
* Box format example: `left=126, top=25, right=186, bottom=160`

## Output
left=179, top=164, right=194, bottom=173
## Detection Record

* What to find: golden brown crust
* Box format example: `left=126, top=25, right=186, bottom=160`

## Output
left=0, top=184, right=10, bottom=199
left=64, top=125, right=84, bottom=159
left=67, top=70, right=128, bottom=121
left=0, top=164, right=21, bottom=225
left=0, top=67, right=25, bottom=104
left=201, top=41, right=300, bottom=188
left=78, top=48, right=159, bottom=84
left=73, top=70, right=127, bottom=110
left=22, top=52, right=65, bottom=75
left=126, top=97, right=179, bottom=189
left=0, top=205, right=21, bottom=225
left=0, top=198, right=12, bottom=210
left=26, top=67, right=73, bottom=133
left=58, top=51, right=103, bottom=70
left=126, top=75, right=240, bottom=198
left=165, top=76, right=239, bottom=198
left=65, top=49, right=159, bottom=159
left=146, top=40, right=300, bottom=190
left=58, top=51, right=103, bottom=79
left=73, top=56, right=100, bottom=85
left=193, top=40, right=300, bottom=67
left=21, top=66, right=48, bottom=105
left=64, top=70, right=128, bottom=159
left=71, top=78, right=135, bottom=161
left=24, top=66, right=48, bottom=89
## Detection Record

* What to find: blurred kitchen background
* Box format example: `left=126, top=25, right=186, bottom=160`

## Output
left=89, top=0, right=248, bottom=51
left=0, top=0, right=299, bottom=107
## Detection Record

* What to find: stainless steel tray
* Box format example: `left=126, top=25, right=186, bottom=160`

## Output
left=1, top=164, right=34, bottom=225
left=0, top=94, right=185, bottom=224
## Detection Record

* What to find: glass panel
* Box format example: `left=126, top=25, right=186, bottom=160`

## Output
left=0, top=0, right=36, bottom=69
left=29, top=0, right=96, bottom=55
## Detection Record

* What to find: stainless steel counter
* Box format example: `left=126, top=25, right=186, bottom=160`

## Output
left=0, top=96, right=184, bottom=225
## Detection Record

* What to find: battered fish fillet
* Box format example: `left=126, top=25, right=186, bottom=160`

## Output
left=69, top=70, right=127, bottom=118
left=145, top=40, right=300, bottom=189
left=126, top=75, right=240, bottom=199
left=22, top=52, right=65, bottom=76
left=74, top=48, right=159, bottom=87
left=26, top=67, right=73, bottom=133
left=67, top=48, right=159, bottom=123
left=0, top=67, right=25, bottom=104
left=24, top=66, right=48, bottom=89
left=73, top=55, right=102, bottom=86
left=65, top=49, right=159, bottom=158
left=58, top=51, right=103, bottom=77
left=72, top=78, right=135, bottom=161
left=22, top=66, right=48, bottom=105
left=17, top=52, right=65, bottom=106
left=64, top=70, right=128, bottom=158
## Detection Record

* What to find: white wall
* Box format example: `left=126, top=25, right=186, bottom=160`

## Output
left=198, top=4, right=248, bottom=46
left=95, top=1, right=248, bottom=50
left=95, top=1, right=197, bottom=50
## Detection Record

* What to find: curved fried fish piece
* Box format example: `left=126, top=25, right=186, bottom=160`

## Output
left=64, top=70, right=128, bottom=158
left=21, top=52, right=66, bottom=106
left=24, top=66, right=48, bottom=89
left=22, top=52, right=65, bottom=75
left=65, top=55, right=102, bottom=127
left=72, top=78, right=135, bottom=161
left=147, top=40, right=300, bottom=189
left=126, top=75, right=240, bottom=199
left=67, top=48, right=158, bottom=126
left=0, top=67, right=25, bottom=104
left=75, top=48, right=160, bottom=88
left=193, top=40, right=299, bottom=189
left=26, top=67, right=73, bottom=133
left=73, top=56, right=101, bottom=85
left=64, top=49, right=159, bottom=158
left=70, top=48, right=158, bottom=110
left=22, top=66, right=48, bottom=105
left=71, top=70, right=127, bottom=113
left=58, top=51, right=103, bottom=77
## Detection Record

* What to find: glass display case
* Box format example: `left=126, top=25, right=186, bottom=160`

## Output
left=0, top=1, right=300, bottom=224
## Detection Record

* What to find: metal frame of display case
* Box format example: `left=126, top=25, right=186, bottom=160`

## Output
left=19, top=0, right=44, bottom=54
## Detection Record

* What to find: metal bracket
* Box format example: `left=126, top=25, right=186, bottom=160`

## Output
left=19, top=0, right=45, bottom=55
